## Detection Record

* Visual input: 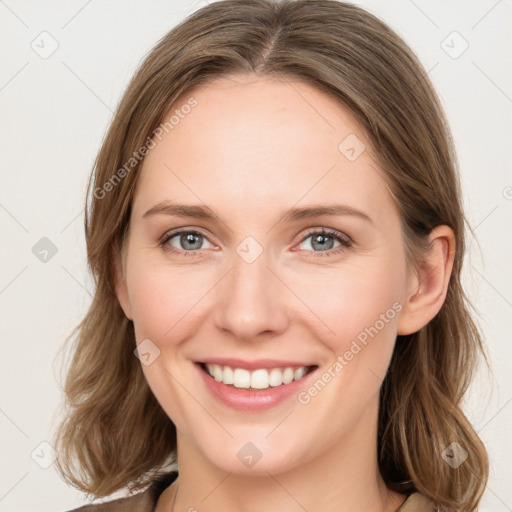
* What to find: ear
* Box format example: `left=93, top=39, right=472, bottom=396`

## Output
left=397, top=225, right=456, bottom=336
left=114, top=241, right=133, bottom=321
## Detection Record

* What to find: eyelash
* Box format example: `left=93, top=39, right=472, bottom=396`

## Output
left=158, top=227, right=352, bottom=258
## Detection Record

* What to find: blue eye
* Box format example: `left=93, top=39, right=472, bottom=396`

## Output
left=296, top=228, right=352, bottom=257
left=160, top=230, right=214, bottom=256
left=159, top=228, right=352, bottom=257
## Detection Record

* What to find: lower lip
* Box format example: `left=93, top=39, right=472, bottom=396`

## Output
left=195, top=363, right=319, bottom=411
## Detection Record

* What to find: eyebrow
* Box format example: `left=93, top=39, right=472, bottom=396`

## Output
left=142, top=201, right=374, bottom=225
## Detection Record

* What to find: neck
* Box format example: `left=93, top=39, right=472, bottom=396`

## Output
left=165, top=397, right=406, bottom=512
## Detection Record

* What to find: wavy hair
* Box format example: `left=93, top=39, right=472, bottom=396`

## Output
left=52, top=1, right=491, bottom=510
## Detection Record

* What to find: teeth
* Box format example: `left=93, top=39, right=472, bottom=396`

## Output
left=250, top=369, right=269, bottom=389
left=282, top=367, right=294, bottom=384
left=223, top=365, right=234, bottom=385
left=294, top=367, right=306, bottom=380
left=233, top=368, right=251, bottom=388
left=212, top=364, right=223, bottom=382
left=269, top=368, right=283, bottom=387
left=204, top=363, right=312, bottom=390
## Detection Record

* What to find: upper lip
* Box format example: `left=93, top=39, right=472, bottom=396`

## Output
left=196, top=358, right=318, bottom=371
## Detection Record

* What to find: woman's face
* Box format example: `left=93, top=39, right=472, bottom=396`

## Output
left=116, top=75, right=417, bottom=476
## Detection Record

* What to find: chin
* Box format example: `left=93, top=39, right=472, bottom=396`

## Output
left=198, top=435, right=309, bottom=477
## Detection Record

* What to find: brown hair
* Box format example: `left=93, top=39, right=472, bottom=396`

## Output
left=52, top=1, right=491, bottom=510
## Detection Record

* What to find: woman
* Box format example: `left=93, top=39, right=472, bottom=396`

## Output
left=53, top=0, right=490, bottom=511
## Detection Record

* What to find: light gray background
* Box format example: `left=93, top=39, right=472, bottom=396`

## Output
left=0, top=1, right=511, bottom=511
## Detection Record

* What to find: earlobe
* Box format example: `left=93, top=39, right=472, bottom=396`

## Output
left=397, top=225, right=456, bottom=336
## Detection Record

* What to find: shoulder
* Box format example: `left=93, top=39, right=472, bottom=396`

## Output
left=399, top=491, right=438, bottom=512
left=64, top=471, right=179, bottom=512
left=65, top=491, right=151, bottom=512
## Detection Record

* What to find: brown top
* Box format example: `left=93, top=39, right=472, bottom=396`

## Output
left=66, top=472, right=437, bottom=511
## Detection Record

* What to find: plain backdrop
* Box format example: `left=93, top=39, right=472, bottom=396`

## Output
left=0, top=1, right=511, bottom=511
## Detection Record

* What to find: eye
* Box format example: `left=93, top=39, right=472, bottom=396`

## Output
left=295, top=228, right=352, bottom=257
left=159, top=227, right=352, bottom=258
left=159, top=229, right=215, bottom=256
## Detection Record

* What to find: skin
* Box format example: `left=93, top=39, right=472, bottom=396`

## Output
left=115, top=74, right=455, bottom=512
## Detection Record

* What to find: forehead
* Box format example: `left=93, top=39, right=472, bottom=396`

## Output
left=131, top=75, right=397, bottom=229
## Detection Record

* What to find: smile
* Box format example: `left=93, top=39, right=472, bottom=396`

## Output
left=200, top=362, right=317, bottom=390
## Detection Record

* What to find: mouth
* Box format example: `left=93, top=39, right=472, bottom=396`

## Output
left=196, top=361, right=319, bottom=391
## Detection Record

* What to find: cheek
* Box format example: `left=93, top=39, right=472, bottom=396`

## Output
left=127, top=260, right=211, bottom=340
left=291, top=256, right=406, bottom=353
left=292, top=262, right=405, bottom=424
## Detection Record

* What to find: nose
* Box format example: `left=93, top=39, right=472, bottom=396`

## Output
left=212, top=249, right=289, bottom=342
